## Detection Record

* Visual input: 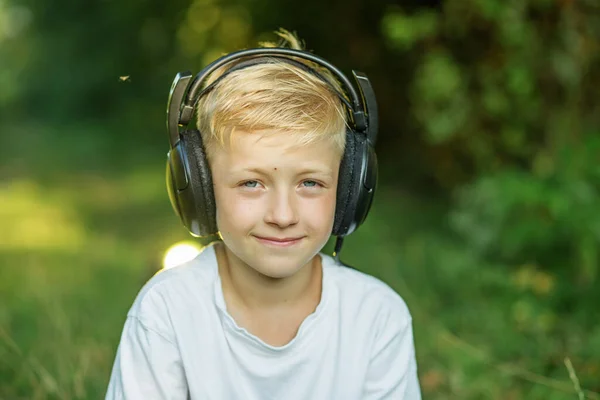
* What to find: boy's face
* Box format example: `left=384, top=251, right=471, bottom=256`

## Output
left=210, top=130, right=341, bottom=279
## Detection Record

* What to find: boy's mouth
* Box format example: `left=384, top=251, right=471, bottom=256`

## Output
left=252, top=235, right=305, bottom=247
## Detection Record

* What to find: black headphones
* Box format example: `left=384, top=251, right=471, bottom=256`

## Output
left=165, top=48, right=378, bottom=254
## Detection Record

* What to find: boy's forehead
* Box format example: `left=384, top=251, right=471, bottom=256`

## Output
left=217, top=130, right=342, bottom=167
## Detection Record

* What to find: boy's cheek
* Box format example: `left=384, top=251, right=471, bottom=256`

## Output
left=217, top=195, right=261, bottom=223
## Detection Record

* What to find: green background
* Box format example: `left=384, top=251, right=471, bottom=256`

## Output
left=1, top=0, right=599, bottom=398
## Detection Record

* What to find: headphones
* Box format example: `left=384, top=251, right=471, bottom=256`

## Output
left=165, top=48, right=379, bottom=250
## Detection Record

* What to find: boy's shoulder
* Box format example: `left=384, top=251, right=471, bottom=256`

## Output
left=322, top=254, right=413, bottom=326
left=127, top=244, right=218, bottom=321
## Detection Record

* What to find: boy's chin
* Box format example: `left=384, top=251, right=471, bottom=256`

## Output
left=247, top=254, right=315, bottom=280
left=240, top=248, right=320, bottom=280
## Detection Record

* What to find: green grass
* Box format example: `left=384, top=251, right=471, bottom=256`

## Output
left=0, top=161, right=189, bottom=399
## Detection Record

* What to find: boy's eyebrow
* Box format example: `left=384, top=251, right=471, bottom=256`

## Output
left=239, top=166, right=334, bottom=177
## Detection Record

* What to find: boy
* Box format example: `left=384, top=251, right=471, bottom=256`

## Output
left=106, top=30, right=421, bottom=399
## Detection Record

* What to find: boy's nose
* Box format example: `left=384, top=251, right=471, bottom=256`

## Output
left=264, top=190, right=299, bottom=228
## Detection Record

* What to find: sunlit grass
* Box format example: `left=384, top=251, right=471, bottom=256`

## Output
left=0, top=180, right=86, bottom=251
left=0, top=166, right=191, bottom=399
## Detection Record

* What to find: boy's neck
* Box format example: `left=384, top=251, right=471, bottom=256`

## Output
left=214, top=242, right=322, bottom=312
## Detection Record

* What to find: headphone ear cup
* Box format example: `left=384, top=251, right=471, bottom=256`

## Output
left=333, top=130, right=357, bottom=237
left=180, top=129, right=218, bottom=236
left=333, top=130, right=377, bottom=237
left=165, top=130, right=218, bottom=237
left=354, top=144, right=377, bottom=228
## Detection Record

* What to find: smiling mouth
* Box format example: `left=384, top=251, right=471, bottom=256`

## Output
left=253, top=235, right=305, bottom=247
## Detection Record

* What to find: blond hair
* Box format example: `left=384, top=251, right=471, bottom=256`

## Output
left=195, top=29, right=348, bottom=159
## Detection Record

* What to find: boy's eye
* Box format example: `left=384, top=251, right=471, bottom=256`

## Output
left=242, top=180, right=259, bottom=188
left=302, top=180, right=319, bottom=188
left=239, top=180, right=321, bottom=189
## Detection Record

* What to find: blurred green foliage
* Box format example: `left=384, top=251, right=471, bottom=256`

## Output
left=380, top=0, right=600, bottom=397
left=1, top=0, right=600, bottom=398
left=383, top=0, right=600, bottom=178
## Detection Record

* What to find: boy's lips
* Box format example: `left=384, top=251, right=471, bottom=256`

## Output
left=252, top=235, right=305, bottom=247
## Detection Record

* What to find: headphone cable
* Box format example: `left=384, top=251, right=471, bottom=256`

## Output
left=333, top=236, right=344, bottom=265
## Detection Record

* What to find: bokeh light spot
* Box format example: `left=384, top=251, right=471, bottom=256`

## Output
left=163, top=242, right=203, bottom=269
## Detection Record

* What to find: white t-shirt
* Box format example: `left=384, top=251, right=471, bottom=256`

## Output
left=106, top=243, right=421, bottom=399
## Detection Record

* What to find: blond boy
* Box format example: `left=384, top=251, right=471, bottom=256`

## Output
left=106, top=31, right=421, bottom=399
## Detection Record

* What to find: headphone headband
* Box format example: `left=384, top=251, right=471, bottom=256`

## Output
left=186, top=48, right=363, bottom=113
left=167, top=48, right=378, bottom=148
left=193, top=56, right=355, bottom=114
